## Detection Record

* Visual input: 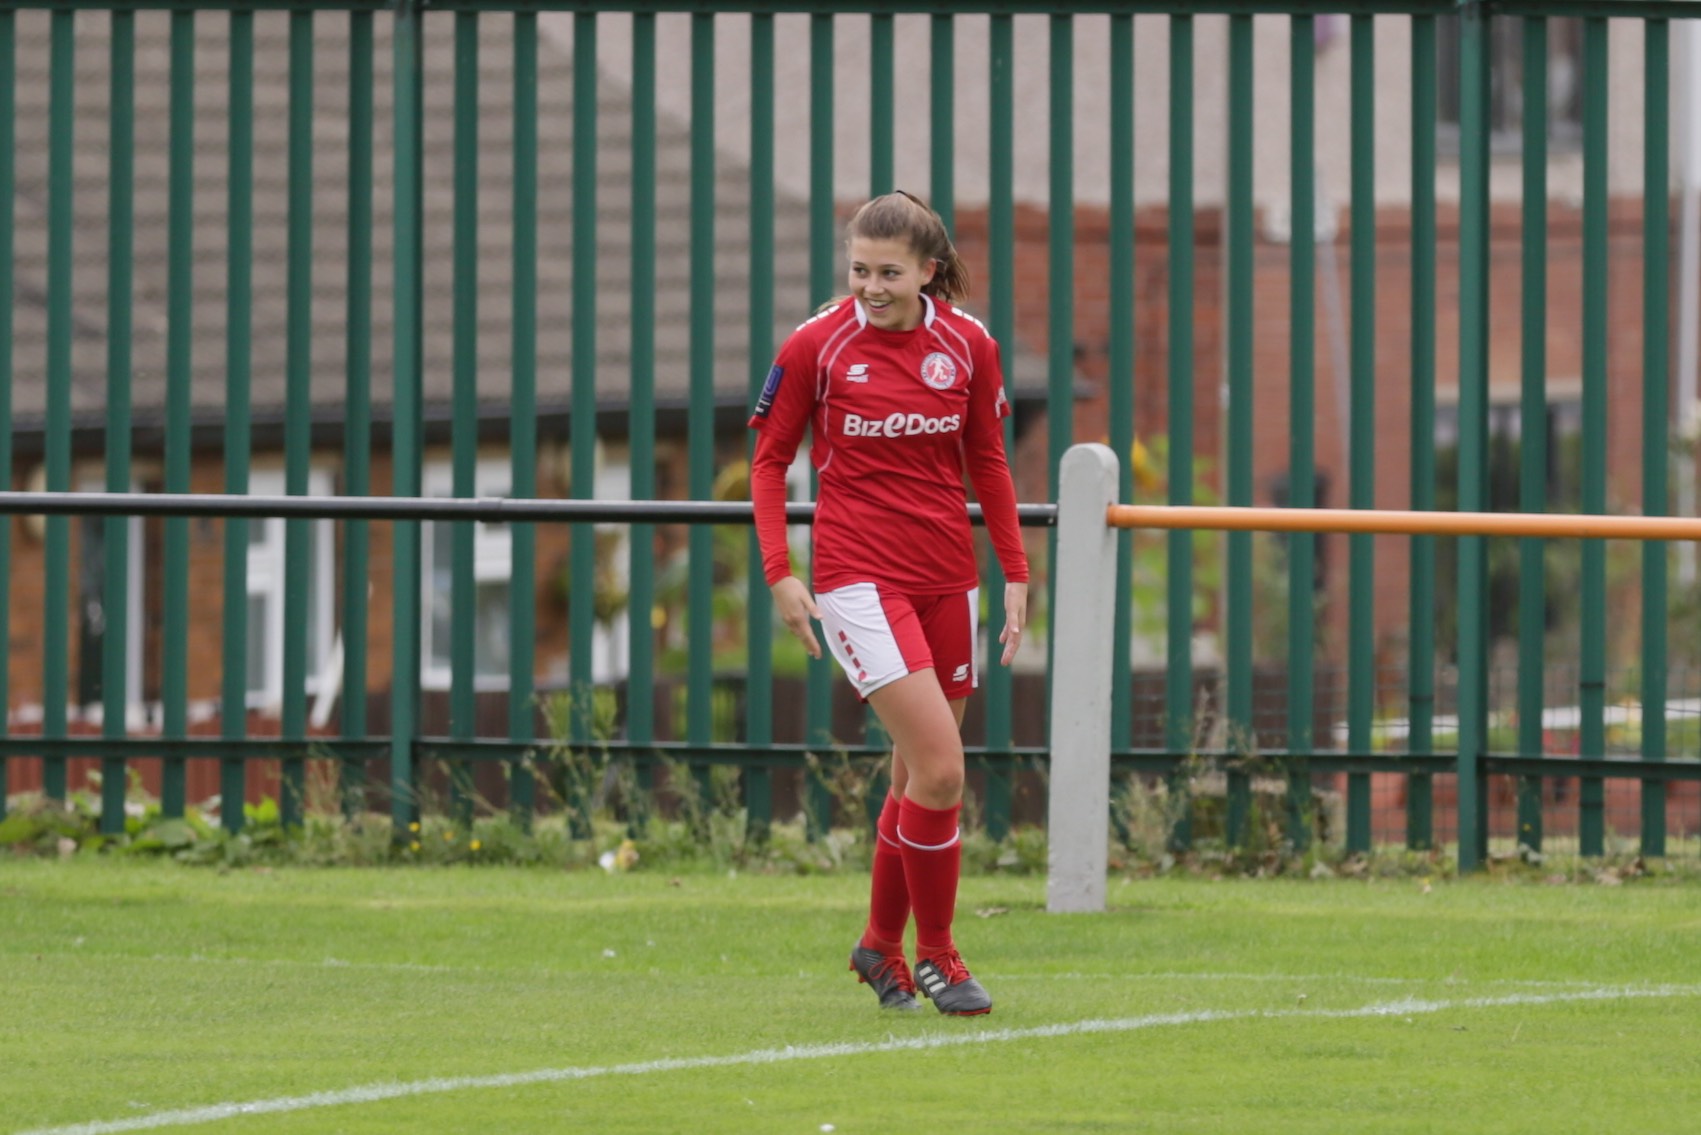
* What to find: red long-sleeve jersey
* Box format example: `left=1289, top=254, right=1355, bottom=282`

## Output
left=749, top=294, right=1029, bottom=595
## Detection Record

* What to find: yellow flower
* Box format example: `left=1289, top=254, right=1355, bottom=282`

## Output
left=410, top=841, right=421, bottom=852
left=1131, top=437, right=1163, bottom=495
left=408, top=821, right=421, bottom=833
left=615, top=838, right=640, bottom=871
left=470, top=840, right=482, bottom=852
left=444, top=830, right=455, bottom=842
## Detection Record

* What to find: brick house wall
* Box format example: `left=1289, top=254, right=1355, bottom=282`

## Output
left=949, top=195, right=1672, bottom=680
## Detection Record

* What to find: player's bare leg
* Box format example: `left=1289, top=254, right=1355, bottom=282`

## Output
left=886, top=695, right=968, bottom=802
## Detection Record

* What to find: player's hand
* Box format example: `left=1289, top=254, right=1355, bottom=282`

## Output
left=998, top=581, right=1028, bottom=666
left=771, top=575, right=824, bottom=660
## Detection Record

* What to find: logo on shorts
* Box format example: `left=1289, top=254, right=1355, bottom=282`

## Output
left=846, top=363, right=870, bottom=383
left=920, top=352, right=958, bottom=390
left=951, top=664, right=970, bottom=682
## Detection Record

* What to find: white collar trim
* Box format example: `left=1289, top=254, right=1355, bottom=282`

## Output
left=852, top=293, right=937, bottom=330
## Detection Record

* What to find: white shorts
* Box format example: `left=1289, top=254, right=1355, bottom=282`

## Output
left=815, top=582, right=980, bottom=701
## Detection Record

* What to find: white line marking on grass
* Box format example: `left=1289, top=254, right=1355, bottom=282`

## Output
left=109, top=955, right=1623, bottom=991
left=166, top=954, right=465, bottom=975
left=986, top=971, right=1614, bottom=989
left=15, top=984, right=1699, bottom=1135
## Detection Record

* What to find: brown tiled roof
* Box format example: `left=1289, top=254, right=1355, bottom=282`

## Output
left=6, top=10, right=1051, bottom=438
left=6, top=10, right=810, bottom=433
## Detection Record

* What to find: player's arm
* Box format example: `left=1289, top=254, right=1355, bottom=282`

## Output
left=749, top=340, right=824, bottom=659
left=962, top=338, right=1029, bottom=665
left=963, top=340, right=1029, bottom=584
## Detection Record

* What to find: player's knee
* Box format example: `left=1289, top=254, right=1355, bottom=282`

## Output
left=906, top=759, right=964, bottom=805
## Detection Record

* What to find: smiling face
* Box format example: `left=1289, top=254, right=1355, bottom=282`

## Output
left=847, top=236, right=936, bottom=332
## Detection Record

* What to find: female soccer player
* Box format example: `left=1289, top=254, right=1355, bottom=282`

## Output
left=749, top=191, right=1029, bottom=1016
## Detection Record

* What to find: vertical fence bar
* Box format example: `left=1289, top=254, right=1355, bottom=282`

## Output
left=930, top=13, right=953, bottom=232
left=805, top=11, right=834, bottom=836
left=1345, top=13, right=1375, bottom=854
left=626, top=11, right=656, bottom=831
left=391, top=0, right=425, bottom=836
left=809, top=11, right=835, bottom=308
left=221, top=11, right=253, bottom=831
left=1456, top=0, right=1492, bottom=871
left=42, top=7, right=72, bottom=803
left=1407, top=12, right=1437, bottom=850
left=688, top=11, right=715, bottom=784
left=1051, top=13, right=1076, bottom=513
left=1286, top=14, right=1316, bottom=849
left=1165, top=12, right=1193, bottom=850
left=450, top=10, right=480, bottom=828
left=100, top=11, right=135, bottom=835
left=343, top=9, right=374, bottom=817
left=1224, top=12, right=1253, bottom=844
left=743, top=11, right=773, bottom=836
left=1642, top=18, right=1671, bottom=859
left=568, top=10, right=597, bottom=819
left=1578, top=16, right=1608, bottom=858
left=1517, top=16, right=1549, bottom=853
left=1017, top=9, right=1072, bottom=844
left=509, top=10, right=538, bottom=826
left=983, top=12, right=1014, bottom=831
left=904, top=13, right=945, bottom=803
left=870, top=13, right=893, bottom=197
left=281, top=10, right=314, bottom=828
left=910, top=36, right=947, bottom=836
left=1110, top=13, right=1136, bottom=776
left=0, top=9, right=11, bottom=820
left=863, top=11, right=894, bottom=771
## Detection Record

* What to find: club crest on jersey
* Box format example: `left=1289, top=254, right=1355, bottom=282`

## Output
left=845, top=363, right=870, bottom=383
left=920, top=351, right=958, bottom=391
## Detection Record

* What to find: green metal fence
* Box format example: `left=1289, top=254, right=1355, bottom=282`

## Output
left=2, top=1, right=1700, bottom=867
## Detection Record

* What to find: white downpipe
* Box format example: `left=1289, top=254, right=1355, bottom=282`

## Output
left=1676, top=21, right=1701, bottom=584
left=1045, top=444, right=1121, bottom=914
left=309, top=632, right=344, bottom=731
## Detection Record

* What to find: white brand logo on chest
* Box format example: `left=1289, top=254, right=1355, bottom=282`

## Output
left=845, top=363, right=870, bottom=383
left=843, top=411, right=962, bottom=438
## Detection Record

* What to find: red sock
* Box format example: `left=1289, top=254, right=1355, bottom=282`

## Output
left=897, top=795, right=962, bottom=960
left=860, top=793, right=909, bottom=955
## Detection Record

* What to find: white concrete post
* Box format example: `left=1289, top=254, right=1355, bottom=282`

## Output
left=1046, top=443, right=1121, bottom=914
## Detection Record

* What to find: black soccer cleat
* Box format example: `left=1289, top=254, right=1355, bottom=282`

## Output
left=914, top=950, right=993, bottom=1016
left=849, top=944, right=921, bottom=1011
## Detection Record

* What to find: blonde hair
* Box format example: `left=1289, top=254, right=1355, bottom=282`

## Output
left=845, top=190, right=971, bottom=304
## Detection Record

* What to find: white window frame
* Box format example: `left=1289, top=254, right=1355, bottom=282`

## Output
left=1436, top=13, right=1585, bottom=155
left=76, top=471, right=145, bottom=715
left=422, top=458, right=513, bottom=691
left=246, top=468, right=338, bottom=710
left=591, top=452, right=631, bottom=682
left=785, top=443, right=814, bottom=569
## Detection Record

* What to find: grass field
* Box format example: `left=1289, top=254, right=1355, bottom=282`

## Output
left=3, top=860, right=1699, bottom=1134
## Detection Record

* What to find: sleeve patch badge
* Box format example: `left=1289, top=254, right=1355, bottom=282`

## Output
left=753, top=365, right=784, bottom=418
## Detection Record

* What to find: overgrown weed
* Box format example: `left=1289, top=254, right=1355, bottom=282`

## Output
left=4, top=746, right=1695, bottom=882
